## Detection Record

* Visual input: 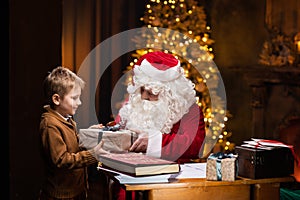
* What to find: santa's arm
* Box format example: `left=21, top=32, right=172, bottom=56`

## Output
left=161, top=104, right=205, bottom=163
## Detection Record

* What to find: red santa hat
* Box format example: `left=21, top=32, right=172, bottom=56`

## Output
left=133, top=51, right=182, bottom=82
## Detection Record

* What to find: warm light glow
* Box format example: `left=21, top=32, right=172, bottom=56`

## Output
left=297, top=41, right=300, bottom=52
left=294, top=32, right=300, bottom=52
left=126, top=0, right=233, bottom=153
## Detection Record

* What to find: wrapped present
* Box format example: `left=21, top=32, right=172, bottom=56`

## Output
left=78, top=128, right=137, bottom=153
left=206, top=152, right=238, bottom=181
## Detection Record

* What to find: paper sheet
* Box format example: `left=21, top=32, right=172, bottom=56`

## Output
left=170, top=162, right=206, bottom=179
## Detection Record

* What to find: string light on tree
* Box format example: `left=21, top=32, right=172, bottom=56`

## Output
left=123, top=0, right=234, bottom=155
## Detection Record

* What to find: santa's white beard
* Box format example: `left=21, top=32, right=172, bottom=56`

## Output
left=119, top=96, right=169, bottom=133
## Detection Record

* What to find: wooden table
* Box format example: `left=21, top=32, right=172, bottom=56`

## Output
left=123, top=176, right=295, bottom=200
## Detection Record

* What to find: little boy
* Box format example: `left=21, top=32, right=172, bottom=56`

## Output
left=39, top=66, right=106, bottom=200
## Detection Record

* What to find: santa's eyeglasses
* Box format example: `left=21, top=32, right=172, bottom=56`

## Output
left=140, top=87, right=159, bottom=101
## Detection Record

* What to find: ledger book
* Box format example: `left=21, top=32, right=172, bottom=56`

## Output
left=98, top=152, right=180, bottom=176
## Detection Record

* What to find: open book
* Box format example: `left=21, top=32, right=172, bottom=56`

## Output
left=98, top=152, right=180, bottom=176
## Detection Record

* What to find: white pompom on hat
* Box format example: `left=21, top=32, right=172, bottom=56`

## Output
left=133, top=51, right=182, bottom=82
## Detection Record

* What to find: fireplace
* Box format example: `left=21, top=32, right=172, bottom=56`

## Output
left=244, top=65, right=300, bottom=181
left=244, top=65, right=300, bottom=139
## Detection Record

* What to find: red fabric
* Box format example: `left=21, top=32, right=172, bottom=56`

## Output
left=161, top=103, right=205, bottom=163
left=294, top=160, right=300, bottom=182
left=112, top=186, right=134, bottom=200
left=134, top=51, right=179, bottom=71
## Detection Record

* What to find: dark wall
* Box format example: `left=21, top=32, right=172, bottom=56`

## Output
left=9, top=0, right=62, bottom=199
left=209, top=0, right=268, bottom=144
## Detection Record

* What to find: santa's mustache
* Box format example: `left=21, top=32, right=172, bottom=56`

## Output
left=123, top=99, right=169, bottom=131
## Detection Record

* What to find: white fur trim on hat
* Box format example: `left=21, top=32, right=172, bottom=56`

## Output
left=133, top=59, right=182, bottom=82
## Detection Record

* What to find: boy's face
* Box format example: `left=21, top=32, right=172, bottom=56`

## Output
left=55, top=85, right=82, bottom=118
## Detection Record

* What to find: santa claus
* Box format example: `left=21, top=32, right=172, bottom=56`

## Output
left=116, top=51, right=206, bottom=163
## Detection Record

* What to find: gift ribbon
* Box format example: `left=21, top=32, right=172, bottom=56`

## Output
left=216, top=159, right=222, bottom=180
left=208, top=152, right=238, bottom=181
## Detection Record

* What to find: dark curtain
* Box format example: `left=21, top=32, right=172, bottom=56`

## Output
left=62, top=0, right=145, bottom=126
left=60, top=1, right=147, bottom=199
left=10, top=0, right=63, bottom=199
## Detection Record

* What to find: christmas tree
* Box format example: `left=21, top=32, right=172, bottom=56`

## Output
left=123, top=0, right=234, bottom=156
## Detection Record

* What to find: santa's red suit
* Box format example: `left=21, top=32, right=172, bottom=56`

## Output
left=160, top=103, right=205, bottom=163
left=111, top=51, right=206, bottom=200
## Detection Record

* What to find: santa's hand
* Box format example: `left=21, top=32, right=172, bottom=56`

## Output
left=129, top=135, right=148, bottom=153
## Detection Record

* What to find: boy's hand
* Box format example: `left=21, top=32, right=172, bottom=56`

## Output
left=88, top=124, right=104, bottom=129
left=93, top=141, right=109, bottom=155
